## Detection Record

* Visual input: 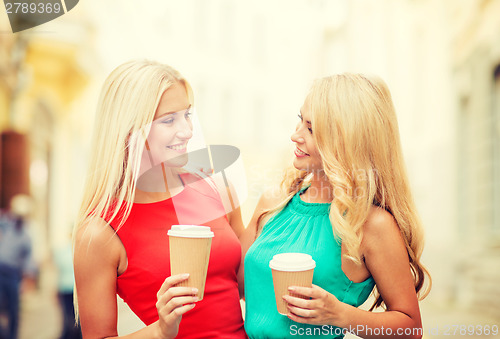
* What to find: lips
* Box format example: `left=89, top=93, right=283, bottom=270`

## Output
left=294, top=147, right=309, bottom=157
left=166, top=143, right=187, bottom=152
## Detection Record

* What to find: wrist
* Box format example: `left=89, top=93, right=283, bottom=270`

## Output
left=152, top=321, right=172, bottom=339
left=152, top=321, right=162, bottom=339
left=331, top=300, right=352, bottom=328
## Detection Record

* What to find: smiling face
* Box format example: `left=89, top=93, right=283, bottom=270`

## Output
left=290, top=95, right=323, bottom=172
left=142, top=82, right=193, bottom=169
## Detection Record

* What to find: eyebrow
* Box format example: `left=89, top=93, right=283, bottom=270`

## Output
left=155, top=104, right=192, bottom=120
left=299, top=111, right=311, bottom=124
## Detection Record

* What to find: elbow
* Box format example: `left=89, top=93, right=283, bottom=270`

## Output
left=397, top=319, right=423, bottom=339
left=410, top=326, right=423, bottom=339
left=401, top=310, right=423, bottom=339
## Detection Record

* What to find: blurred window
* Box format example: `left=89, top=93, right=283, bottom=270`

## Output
left=457, top=62, right=500, bottom=240
left=457, top=96, right=471, bottom=236
left=0, top=132, right=30, bottom=209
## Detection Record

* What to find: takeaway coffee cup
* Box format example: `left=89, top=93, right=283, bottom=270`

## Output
left=168, top=225, right=214, bottom=300
left=269, top=253, right=316, bottom=315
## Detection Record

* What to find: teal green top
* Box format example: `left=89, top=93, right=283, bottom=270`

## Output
left=244, top=189, right=375, bottom=338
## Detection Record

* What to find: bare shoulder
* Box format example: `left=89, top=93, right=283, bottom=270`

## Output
left=364, top=206, right=399, bottom=234
left=242, top=186, right=284, bottom=242
left=361, top=206, right=403, bottom=254
left=74, top=216, right=125, bottom=272
left=75, top=217, right=118, bottom=250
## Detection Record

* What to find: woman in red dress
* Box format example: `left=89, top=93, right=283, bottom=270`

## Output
left=73, top=60, right=247, bottom=339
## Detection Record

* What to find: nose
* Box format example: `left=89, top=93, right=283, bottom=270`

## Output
left=176, top=118, right=193, bottom=140
left=291, top=124, right=305, bottom=144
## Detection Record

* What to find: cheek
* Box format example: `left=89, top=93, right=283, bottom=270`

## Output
left=308, top=141, right=322, bottom=162
left=148, top=125, right=174, bottom=145
left=146, top=124, right=161, bottom=141
left=311, top=143, right=320, bottom=157
left=312, top=150, right=322, bottom=163
left=306, top=136, right=318, bottom=153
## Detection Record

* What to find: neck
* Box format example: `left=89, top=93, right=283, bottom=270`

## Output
left=302, top=170, right=333, bottom=203
left=134, top=164, right=184, bottom=203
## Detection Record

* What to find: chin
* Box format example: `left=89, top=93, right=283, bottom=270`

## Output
left=164, top=154, right=189, bottom=168
left=292, top=160, right=308, bottom=172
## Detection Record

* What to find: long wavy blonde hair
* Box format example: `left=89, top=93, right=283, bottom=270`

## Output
left=258, top=73, right=430, bottom=310
left=74, top=59, right=193, bottom=235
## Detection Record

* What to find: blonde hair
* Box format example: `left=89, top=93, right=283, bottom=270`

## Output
left=74, top=59, right=193, bottom=235
left=258, top=73, right=430, bottom=310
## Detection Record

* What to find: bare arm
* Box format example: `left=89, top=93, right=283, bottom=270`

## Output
left=227, top=206, right=245, bottom=239
left=284, top=207, right=423, bottom=339
left=209, top=175, right=245, bottom=238
left=74, top=218, right=198, bottom=339
left=237, top=188, right=283, bottom=298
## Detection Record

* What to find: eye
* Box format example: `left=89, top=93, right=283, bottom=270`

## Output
left=298, top=113, right=312, bottom=134
left=185, top=111, right=192, bottom=119
left=162, top=117, right=174, bottom=124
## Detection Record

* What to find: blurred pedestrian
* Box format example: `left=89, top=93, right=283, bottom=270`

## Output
left=53, top=235, right=81, bottom=339
left=0, top=195, right=36, bottom=339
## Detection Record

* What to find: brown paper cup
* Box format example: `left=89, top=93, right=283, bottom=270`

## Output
left=168, top=225, right=214, bottom=300
left=272, top=269, right=314, bottom=315
left=269, top=253, right=316, bottom=315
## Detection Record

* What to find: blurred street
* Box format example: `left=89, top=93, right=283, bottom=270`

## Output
left=16, top=262, right=144, bottom=339
left=420, top=302, right=500, bottom=339
left=18, top=264, right=61, bottom=339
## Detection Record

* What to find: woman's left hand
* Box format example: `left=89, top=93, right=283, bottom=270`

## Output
left=283, top=284, right=344, bottom=326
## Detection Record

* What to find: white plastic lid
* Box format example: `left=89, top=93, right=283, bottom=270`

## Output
left=269, top=253, right=316, bottom=272
left=167, top=225, right=214, bottom=238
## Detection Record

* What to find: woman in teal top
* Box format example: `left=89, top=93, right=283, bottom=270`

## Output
left=242, top=74, right=431, bottom=339
left=245, top=188, right=375, bottom=338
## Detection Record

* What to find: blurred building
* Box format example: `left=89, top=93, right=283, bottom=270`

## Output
left=451, top=0, right=500, bottom=320
left=0, top=13, right=96, bottom=266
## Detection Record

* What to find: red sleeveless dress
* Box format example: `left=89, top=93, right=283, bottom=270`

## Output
left=109, top=174, right=246, bottom=338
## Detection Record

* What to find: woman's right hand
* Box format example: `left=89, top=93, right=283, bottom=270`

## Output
left=155, top=274, right=198, bottom=339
